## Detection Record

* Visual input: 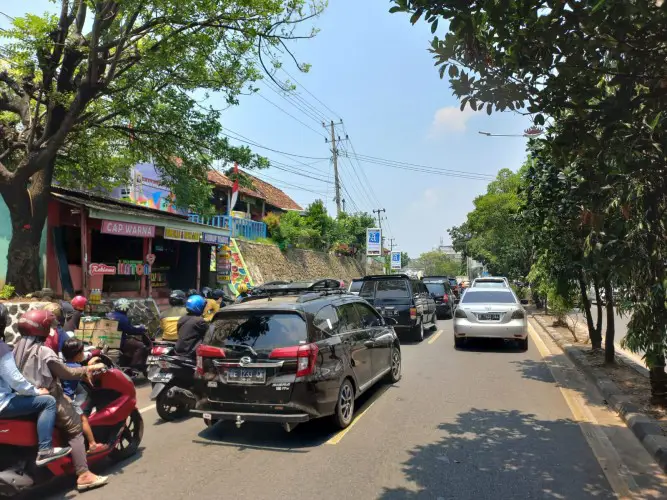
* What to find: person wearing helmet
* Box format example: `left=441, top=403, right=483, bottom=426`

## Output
left=187, top=289, right=199, bottom=297
left=159, top=290, right=187, bottom=341
left=201, top=287, right=212, bottom=299
left=0, top=305, right=71, bottom=467
left=64, top=295, right=87, bottom=333
left=174, top=295, right=209, bottom=357
left=13, top=310, right=108, bottom=491
left=202, top=288, right=225, bottom=322
left=235, top=282, right=250, bottom=304
left=107, top=299, right=149, bottom=370
left=43, top=303, right=69, bottom=355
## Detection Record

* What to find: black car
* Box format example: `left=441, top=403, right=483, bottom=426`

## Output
left=359, top=275, right=437, bottom=342
left=422, top=277, right=456, bottom=319
left=191, top=282, right=401, bottom=432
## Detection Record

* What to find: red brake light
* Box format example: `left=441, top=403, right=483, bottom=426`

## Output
left=443, top=294, right=449, bottom=303
left=269, top=346, right=300, bottom=359
left=269, top=343, right=319, bottom=378
left=196, top=344, right=226, bottom=375
left=151, top=346, right=168, bottom=356
left=409, top=307, right=417, bottom=320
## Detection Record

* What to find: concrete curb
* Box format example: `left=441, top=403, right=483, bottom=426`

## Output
left=530, top=314, right=667, bottom=473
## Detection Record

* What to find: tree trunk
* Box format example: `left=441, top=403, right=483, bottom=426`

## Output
left=577, top=274, right=596, bottom=345
left=650, top=356, right=667, bottom=406
left=593, top=281, right=603, bottom=349
left=0, top=162, right=54, bottom=295
left=604, top=280, right=615, bottom=364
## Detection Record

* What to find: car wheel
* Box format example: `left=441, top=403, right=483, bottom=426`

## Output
left=454, top=336, right=465, bottom=349
left=412, top=321, right=424, bottom=342
left=518, top=338, right=529, bottom=351
left=385, top=347, right=402, bottom=384
left=332, top=379, right=355, bottom=429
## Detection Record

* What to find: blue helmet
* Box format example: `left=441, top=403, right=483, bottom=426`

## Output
left=185, top=295, right=206, bottom=315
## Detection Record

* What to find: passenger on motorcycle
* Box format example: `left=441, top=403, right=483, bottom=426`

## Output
left=43, top=303, right=70, bottom=354
left=235, top=283, right=250, bottom=303
left=202, top=288, right=225, bottom=322
left=160, top=290, right=187, bottom=341
left=174, top=295, right=209, bottom=357
left=0, top=305, right=70, bottom=467
left=63, top=295, right=87, bottom=333
left=13, top=309, right=108, bottom=491
left=107, top=299, right=149, bottom=371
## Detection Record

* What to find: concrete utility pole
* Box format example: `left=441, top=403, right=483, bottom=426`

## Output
left=327, top=120, right=342, bottom=216
left=373, top=208, right=386, bottom=229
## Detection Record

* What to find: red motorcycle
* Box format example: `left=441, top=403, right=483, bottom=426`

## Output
left=0, top=352, right=143, bottom=497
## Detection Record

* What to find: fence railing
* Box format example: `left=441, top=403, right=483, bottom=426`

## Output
left=188, top=214, right=267, bottom=241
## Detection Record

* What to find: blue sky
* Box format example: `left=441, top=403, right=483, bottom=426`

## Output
left=2, top=1, right=530, bottom=257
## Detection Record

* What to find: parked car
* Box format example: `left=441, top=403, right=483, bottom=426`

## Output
left=359, top=274, right=437, bottom=342
left=422, top=277, right=456, bottom=319
left=348, top=278, right=363, bottom=296
left=448, top=277, right=461, bottom=299
left=190, top=281, right=401, bottom=432
left=471, top=277, right=510, bottom=288
left=453, top=288, right=528, bottom=350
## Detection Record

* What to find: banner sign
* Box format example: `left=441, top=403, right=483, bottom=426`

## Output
left=390, top=251, right=402, bottom=270
left=117, top=260, right=151, bottom=276
left=366, top=228, right=382, bottom=256
left=101, top=220, right=155, bottom=238
left=202, top=232, right=230, bottom=245
left=89, top=263, right=116, bottom=276
left=164, top=227, right=201, bottom=242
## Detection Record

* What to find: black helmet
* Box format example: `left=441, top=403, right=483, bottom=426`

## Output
left=169, top=289, right=186, bottom=306
left=0, top=304, right=8, bottom=341
left=211, top=289, right=225, bottom=300
left=187, top=289, right=199, bottom=297
left=201, top=287, right=212, bottom=299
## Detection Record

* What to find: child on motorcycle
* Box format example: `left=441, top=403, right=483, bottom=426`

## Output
left=61, top=338, right=109, bottom=455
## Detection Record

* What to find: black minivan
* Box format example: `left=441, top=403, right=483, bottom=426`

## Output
left=191, top=283, right=401, bottom=431
left=422, top=277, right=456, bottom=319
left=359, top=275, right=437, bottom=342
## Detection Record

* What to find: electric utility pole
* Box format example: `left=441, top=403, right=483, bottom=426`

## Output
left=373, top=208, right=386, bottom=229
left=324, top=120, right=346, bottom=217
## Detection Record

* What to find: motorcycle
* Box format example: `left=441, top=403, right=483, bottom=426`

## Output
left=149, top=353, right=201, bottom=422
left=147, top=341, right=175, bottom=377
left=0, top=352, right=143, bottom=497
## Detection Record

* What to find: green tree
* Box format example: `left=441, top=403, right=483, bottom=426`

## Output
left=0, top=0, right=323, bottom=293
left=413, top=250, right=459, bottom=277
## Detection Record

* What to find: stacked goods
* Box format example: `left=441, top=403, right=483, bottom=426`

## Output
left=74, top=318, right=122, bottom=349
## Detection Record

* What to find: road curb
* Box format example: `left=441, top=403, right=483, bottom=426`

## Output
left=530, top=314, right=667, bottom=473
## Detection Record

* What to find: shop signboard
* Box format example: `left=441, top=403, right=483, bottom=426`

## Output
left=89, top=263, right=117, bottom=276
left=390, top=251, right=402, bottom=270
left=366, top=228, right=382, bottom=256
left=164, top=227, right=201, bottom=242
left=216, top=244, right=232, bottom=284
left=117, top=260, right=152, bottom=276
left=202, top=232, right=230, bottom=245
left=101, top=220, right=155, bottom=238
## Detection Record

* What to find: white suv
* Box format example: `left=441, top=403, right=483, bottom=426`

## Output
left=472, top=277, right=510, bottom=288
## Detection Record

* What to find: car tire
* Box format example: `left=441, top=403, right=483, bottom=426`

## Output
left=454, top=336, right=465, bottom=349
left=412, top=321, right=424, bottom=342
left=332, top=379, right=355, bottom=429
left=518, top=338, right=529, bottom=351
left=385, top=347, right=402, bottom=384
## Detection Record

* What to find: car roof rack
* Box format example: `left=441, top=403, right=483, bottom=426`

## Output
left=296, top=289, right=349, bottom=303
left=245, top=278, right=343, bottom=300
left=362, top=274, right=410, bottom=280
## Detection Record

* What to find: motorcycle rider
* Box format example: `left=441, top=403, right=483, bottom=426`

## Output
left=64, top=295, right=87, bottom=333
left=0, top=305, right=71, bottom=467
left=186, top=289, right=199, bottom=297
left=235, top=283, right=250, bottom=303
left=160, top=290, right=187, bottom=342
left=203, top=288, right=225, bottom=322
left=107, top=299, right=149, bottom=371
left=174, top=295, right=208, bottom=357
left=13, top=309, right=108, bottom=491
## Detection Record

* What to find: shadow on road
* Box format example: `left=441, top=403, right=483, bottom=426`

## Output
left=378, top=408, right=620, bottom=499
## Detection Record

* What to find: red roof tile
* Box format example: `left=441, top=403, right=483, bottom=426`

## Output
left=206, top=169, right=302, bottom=211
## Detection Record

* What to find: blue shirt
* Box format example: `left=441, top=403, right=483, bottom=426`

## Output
left=0, top=348, right=40, bottom=413
left=61, top=362, right=81, bottom=399
left=106, top=311, right=146, bottom=347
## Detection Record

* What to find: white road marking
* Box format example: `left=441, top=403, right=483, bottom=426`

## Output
left=139, top=403, right=156, bottom=414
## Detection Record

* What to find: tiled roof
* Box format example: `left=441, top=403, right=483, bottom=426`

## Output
left=207, top=170, right=263, bottom=198
left=206, top=169, right=302, bottom=211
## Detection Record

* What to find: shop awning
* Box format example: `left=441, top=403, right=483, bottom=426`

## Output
left=52, top=188, right=231, bottom=239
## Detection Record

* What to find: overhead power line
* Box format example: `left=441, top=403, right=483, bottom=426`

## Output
left=255, top=93, right=327, bottom=138
left=280, top=67, right=342, bottom=120
left=221, top=127, right=329, bottom=160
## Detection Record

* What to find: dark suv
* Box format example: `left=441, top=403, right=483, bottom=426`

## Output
left=422, top=277, right=456, bottom=319
left=359, top=275, right=437, bottom=342
left=191, top=282, right=401, bottom=432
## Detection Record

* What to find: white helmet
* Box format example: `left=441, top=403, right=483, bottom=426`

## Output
left=114, top=298, right=131, bottom=312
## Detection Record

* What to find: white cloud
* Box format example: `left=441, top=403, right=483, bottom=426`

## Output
left=429, top=105, right=477, bottom=136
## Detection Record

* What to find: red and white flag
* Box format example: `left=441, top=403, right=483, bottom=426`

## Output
left=230, top=162, right=239, bottom=212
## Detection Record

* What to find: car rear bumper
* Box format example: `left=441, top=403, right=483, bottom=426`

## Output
left=435, top=304, right=452, bottom=315
left=191, top=407, right=311, bottom=424
left=453, top=319, right=527, bottom=339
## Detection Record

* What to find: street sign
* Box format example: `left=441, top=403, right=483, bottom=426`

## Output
left=366, top=228, right=382, bottom=256
left=390, top=251, right=401, bottom=270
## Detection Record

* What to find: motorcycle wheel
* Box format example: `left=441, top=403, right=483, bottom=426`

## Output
left=156, top=388, right=190, bottom=421
left=109, top=409, right=143, bottom=462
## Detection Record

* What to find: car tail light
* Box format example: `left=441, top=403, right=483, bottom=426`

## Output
left=196, top=344, right=226, bottom=376
left=409, top=307, right=417, bottom=320
left=454, top=308, right=467, bottom=319
left=269, top=343, right=319, bottom=378
left=443, top=294, right=449, bottom=303
left=511, top=310, right=525, bottom=319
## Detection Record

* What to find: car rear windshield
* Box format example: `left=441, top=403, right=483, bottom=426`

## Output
left=424, top=282, right=446, bottom=295
left=375, top=279, right=410, bottom=298
left=474, top=281, right=506, bottom=288
left=205, top=312, right=307, bottom=354
left=349, top=281, right=363, bottom=293
left=461, top=291, right=517, bottom=304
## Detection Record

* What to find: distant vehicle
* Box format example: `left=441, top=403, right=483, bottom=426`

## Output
left=191, top=281, right=401, bottom=432
left=348, top=278, right=363, bottom=296
left=471, top=277, right=510, bottom=288
left=422, top=277, right=457, bottom=319
left=454, top=288, right=528, bottom=350
left=359, top=274, right=437, bottom=342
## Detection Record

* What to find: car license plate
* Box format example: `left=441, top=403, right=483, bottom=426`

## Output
left=225, top=368, right=266, bottom=384
left=382, top=309, right=396, bottom=316
left=147, top=356, right=159, bottom=365
left=479, top=313, right=501, bottom=321
left=149, top=372, right=173, bottom=383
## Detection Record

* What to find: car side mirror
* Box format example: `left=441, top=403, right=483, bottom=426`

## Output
left=383, top=317, right=398, bottom=326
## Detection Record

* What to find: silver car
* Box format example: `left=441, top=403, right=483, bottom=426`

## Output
left=453, top=288, right=528, bottom=350
left=471, top=277, right=510, bottom=288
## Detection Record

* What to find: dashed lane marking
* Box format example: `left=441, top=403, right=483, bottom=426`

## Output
left=139, top=404, right=156, bottom=414
left=428, top=330, right=443, bottom=345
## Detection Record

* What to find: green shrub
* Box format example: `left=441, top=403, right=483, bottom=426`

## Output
left=0, top=284, right=16, bottom=300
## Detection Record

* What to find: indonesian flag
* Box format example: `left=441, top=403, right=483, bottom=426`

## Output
left=230, top=162, right=239, bottom=212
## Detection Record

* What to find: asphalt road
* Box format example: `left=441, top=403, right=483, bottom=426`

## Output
left=40, top=319, right=667, bottom=500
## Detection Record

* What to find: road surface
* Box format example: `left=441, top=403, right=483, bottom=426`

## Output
left=41, top=319, right=667, bottom=499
